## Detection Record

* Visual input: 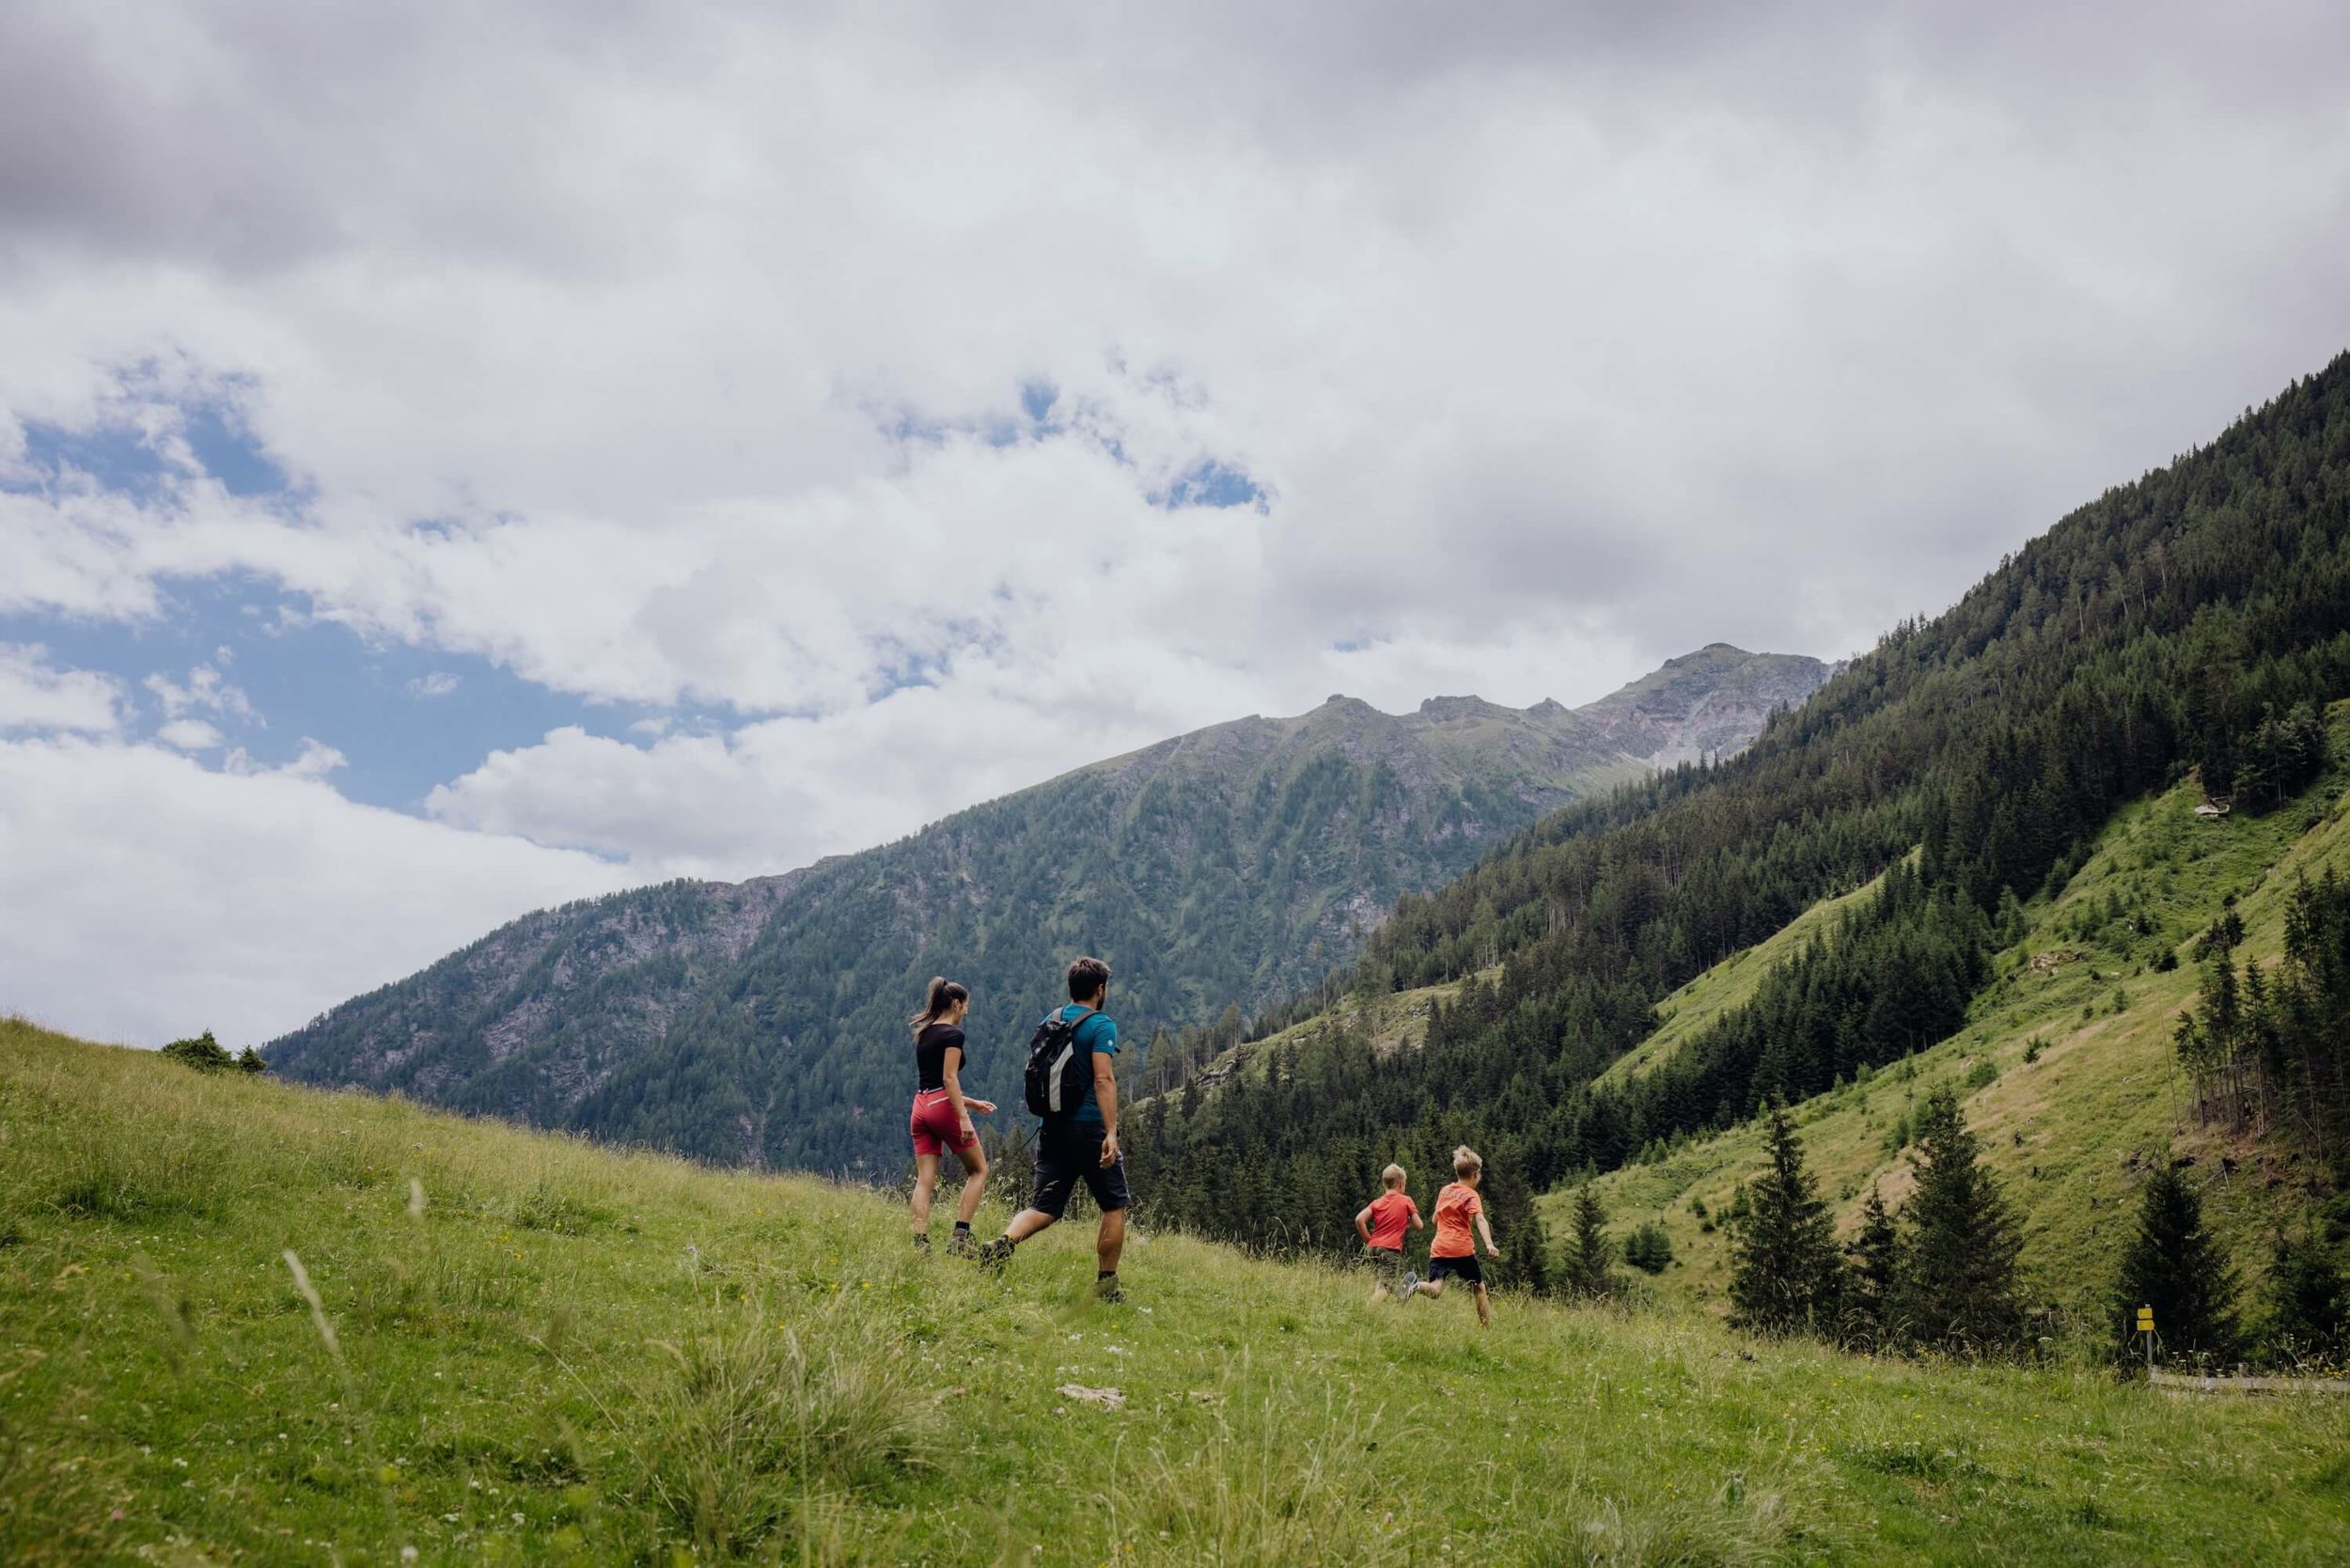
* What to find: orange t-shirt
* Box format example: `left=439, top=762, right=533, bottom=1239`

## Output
left=1364, top=1191, right=1421, bottom=1251
left=1430, top=1182, right=1482, bottom=1258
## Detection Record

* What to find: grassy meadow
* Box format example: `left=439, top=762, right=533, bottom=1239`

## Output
left=6, top=1019, right=2350, bottom=1565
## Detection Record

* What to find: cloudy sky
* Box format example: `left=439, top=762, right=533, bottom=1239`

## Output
left=5, top=2, right=2348, bottom=1047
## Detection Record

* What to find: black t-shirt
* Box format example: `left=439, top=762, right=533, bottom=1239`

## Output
left=915, top=1023, right=967, bottom=1093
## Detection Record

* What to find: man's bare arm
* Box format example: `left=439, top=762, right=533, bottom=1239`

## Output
left=1093, top=1052, right=1120, bottom=1165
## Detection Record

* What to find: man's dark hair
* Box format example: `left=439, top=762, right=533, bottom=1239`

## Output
left=1067, top=955, right=1111, bottom=1003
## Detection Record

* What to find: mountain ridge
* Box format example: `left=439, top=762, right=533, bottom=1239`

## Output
left=269, top=644, right=1829, bottom=1172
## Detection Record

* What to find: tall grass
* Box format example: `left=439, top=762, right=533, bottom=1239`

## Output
left=1104, top=1385, right=1417, bottom=1566
left=629, top=1300, right=934, bottom=1557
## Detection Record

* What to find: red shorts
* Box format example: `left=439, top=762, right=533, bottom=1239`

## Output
left=909, top=1090, right=978, bottom=1157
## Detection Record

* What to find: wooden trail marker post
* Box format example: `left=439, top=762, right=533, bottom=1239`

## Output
left=2137, top=1304, right=2155, bottom=1372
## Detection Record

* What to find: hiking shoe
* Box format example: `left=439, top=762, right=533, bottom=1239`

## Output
left=1094, top=1276, right=1125, bottom=1305
left=912, top=1232, right=931, bottom=1255
left=1397, top=1272, right=1418, bottom=1303
left=975, top=1236, right=1014, bottom=1274
left=945, top=1230, right=976, bottom=1259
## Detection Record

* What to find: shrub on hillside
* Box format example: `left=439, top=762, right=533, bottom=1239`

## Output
left=159, top=1031, right=233, bottom=1073
left=1622, top=1222, right=1673, bottom=1274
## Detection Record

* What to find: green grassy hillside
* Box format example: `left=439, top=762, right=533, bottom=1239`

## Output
left=1597, top=870, right=1894, bottom=1090
left=6, top=1023, right=2348, bottom=1565
left=1568, top=710, right=2350, bottom=1317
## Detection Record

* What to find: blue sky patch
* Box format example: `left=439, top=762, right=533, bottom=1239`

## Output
left=1157, top=458, right=1263, bottom=510
left=6, top=395, right=716, bottom=815
left=1, top=574, right=701, bottom=814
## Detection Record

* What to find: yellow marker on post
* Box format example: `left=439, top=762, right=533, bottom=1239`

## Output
left=2138, top=1305, right=2155, bottom=1372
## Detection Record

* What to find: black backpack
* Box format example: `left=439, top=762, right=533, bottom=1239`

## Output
left=1023, top=1007, right=1098, bottom=1118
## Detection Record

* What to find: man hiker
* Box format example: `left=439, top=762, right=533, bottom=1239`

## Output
left=977, top=955, right=1130, bottom=1302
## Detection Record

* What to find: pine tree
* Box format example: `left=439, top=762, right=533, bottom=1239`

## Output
left=1562, top=1185, right=1613, bottom=1299
left=2262, top=1230, right=2350, bottom=1362
left=1728, top=1103, right=1842, bottom=1336
left=1622, top=1222, right=1673, bottom=1274
left=1484, top=1164, right=1554, bottom=1294
left=2111, top=1164, right=2241, bottom=1365
left=1842, top=1184, right=1903, bottom=1349
left=1891, top=1089, right=2029, bottom=1356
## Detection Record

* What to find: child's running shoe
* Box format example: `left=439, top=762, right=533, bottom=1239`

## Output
left=975, top=1236, right=1014, bottom=1274
left=1094, top=1275, right=1125, bottom=1305
left=945, top=1230, right=975, bottom=1259
left=912, top=1233, right=931, bottom=1255
left=1396, top=1271, right=1418, bottom=1302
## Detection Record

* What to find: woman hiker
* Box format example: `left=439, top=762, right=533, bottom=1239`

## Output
left=907, top=977, right=995, bottom=1255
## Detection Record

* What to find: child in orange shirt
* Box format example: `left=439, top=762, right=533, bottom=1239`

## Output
left=1354, top=1163, right=1424, bottom=1302
left=1400, top=1145, right=1502, bottom=1326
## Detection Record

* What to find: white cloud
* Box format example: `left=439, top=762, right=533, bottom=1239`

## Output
left=2, top=1, right=2349, bottom=1023
left=407, top=671, right=460, bottom=698
left=3, top=2, right=2343, bottom=721
left=0, top=735, right=627, bottom=1044
left=145, top=663, right=258, bottom=724
left=156, top=717, right=224, bottom=751
left=0, top=645, right=124, bottom=735
left=278, top=739, right=346, bottom=779
left=219, top=737, right=345, bottom=778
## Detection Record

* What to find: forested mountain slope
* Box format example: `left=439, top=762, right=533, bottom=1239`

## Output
left=268, top=647, right=1825, bottom=1173
left=1128, top=353, right=2350, bottom=1264
left=1576, top=723, right=2350, bottom=1315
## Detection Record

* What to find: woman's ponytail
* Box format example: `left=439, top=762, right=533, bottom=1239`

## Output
left=911, top=976, right=968, bottom=1036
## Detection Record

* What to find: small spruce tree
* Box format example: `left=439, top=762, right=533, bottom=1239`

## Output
left=1728, top=1103, right=1842, bottom=1336
left=1562, top=1185, right=1613, bottom=1299
left=1483, top=1163, right=1553, bottom=1294
left=1842, top=1184, right=1904, bottom=1349
left=1891, top=1088, right=2029, bottom=1356
left=2111, top=1164, right=2241, bottom=1365
left=236, top=1046, right=268, bottom=1074
left=2262, top=1230, right=2350, bottom=1363
left=1623, top=1222, right=1673, bottom=1274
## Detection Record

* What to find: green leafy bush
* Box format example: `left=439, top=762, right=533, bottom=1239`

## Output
left=1623, top=1221, right=1674, bottom=1274
left=159, top=1030, right=233, bottom=1073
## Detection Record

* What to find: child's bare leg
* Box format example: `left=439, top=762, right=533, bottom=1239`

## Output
left=1473, top=1283, right=1492, bottom=1327
left=1417, top=1278, right=1446, bottom=1300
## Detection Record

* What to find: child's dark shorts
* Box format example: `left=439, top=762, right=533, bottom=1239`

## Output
left=1429, top=1254, right=1484, bottom=1288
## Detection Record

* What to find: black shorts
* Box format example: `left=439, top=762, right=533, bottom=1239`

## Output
left=1429, top=1254, right=1484, bottom=1287
left=1029, top=1121, right=1130, bottom=1218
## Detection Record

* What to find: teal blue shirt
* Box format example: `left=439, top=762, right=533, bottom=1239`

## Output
left=1043, top=1005, right=1119, bottom=1126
